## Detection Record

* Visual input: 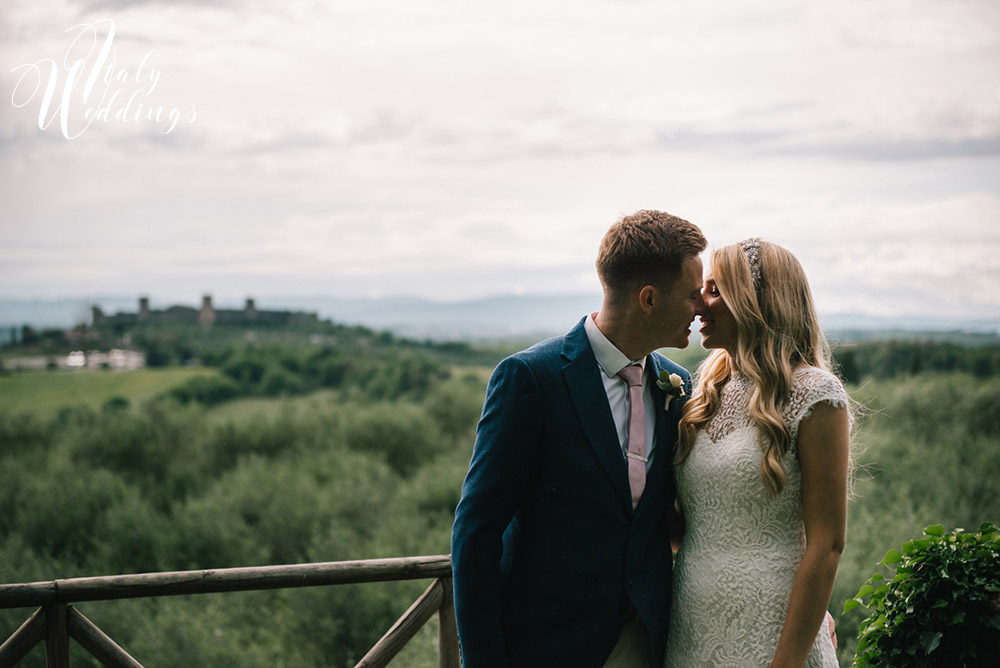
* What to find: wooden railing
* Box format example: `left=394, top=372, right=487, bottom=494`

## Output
left=0, top=555, right=458, bottom=668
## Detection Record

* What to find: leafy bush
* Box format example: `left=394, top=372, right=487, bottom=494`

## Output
left=102, top=395, right=130, bottom=413
left=92, top=486, right=173, bottom=574
left=221, top=355, right=268, bottom=387
left=421, top=381, right=485, bottom=441
left=10, top=455, right=136, bottom=567
left=206, top=413, right=303, bottom=472
left=169, top=374, right=241, bottom=405
left=145, top=344, right=170, bottom=367
left=0, top=410, right=55, bottom=455
left=342, top=402, right=445, bottom=477
left=314, top=356, right=353, bottom=388
left=66, top=401, right=209, bottom=510
left=845, top=523, right=1000, bottom=667
left=260, top=366, right=305, bottom=396
left=356, top=353, right=450, bottom=400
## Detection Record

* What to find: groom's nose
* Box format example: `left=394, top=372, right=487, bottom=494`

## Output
left=693, top=293, right=708, bottom=318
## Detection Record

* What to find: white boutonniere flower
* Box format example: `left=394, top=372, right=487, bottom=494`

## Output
left=656, top=370, right=685, bottom=410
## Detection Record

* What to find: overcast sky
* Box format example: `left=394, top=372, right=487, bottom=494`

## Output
left=2, top=0, right=999, bottom=325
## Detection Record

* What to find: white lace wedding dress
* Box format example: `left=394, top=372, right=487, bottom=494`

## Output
left=664, top=366, right=847, bottom=668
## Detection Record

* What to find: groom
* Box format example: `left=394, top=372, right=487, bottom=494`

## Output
left=451, top=210, right=708, bottom=667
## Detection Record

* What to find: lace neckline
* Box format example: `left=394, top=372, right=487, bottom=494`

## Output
left=704, top=375, right=753, bottom=443
left=701, top=366, right=847, bottom=446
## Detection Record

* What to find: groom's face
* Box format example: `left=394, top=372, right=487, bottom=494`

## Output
left=653, top=255, right=705, bottom=349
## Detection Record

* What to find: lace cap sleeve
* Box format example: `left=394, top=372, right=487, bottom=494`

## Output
left=785, top=367, right=849, bottom=443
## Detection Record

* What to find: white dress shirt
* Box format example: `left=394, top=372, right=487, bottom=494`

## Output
left=584, top=314, right=657, bottom=470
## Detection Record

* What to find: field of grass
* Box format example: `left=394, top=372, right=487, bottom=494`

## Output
left=0, top=363, right=496, bottom=426
left=0, top=367, right=219, bottom=416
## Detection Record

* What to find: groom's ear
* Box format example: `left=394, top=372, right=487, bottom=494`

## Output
left=638, top=285, right=656, bottom=314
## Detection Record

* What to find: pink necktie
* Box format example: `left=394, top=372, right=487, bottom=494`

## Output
left=618, top=365, right=646, bottom=509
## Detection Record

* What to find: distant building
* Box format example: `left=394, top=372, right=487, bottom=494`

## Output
left=91, top=295, right=319, bottom=329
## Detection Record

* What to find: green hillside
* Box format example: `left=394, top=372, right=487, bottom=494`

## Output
left=0, top=367, right=218, bottom=416
left=0, top=336, right=997, bottom=667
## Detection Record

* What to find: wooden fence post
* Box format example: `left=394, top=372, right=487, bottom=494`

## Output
left=43, top=603, right=70, bottom=668
left=437, top=578, right=460, bottom=668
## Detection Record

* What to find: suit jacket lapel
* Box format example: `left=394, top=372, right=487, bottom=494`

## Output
left=561, top=320, right=633, bottom=511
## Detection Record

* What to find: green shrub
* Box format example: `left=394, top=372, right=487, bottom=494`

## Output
left=206, top=414, right=302, bottom=472
left=421, top=381, right=484, bottom=441
left=222, top=356, right=267, bottom=386
left=316, top=357, right=352, bottom=387
left=102, top=395, right=130, bottom=413
left=966, top=384, right=1000, bottom=437
left=92, top=486, right=173, bottom=574
left=66, top=401, right=209, bottom=509
left=144, top=340, right=171, bottom=367
left=846, top=523, right=1000, bottom=667
left=169, top=375, right=241, bottom=405
left=11, top=456, right=135, bottom=567
left=0, top=410, right=55, bottom=454
left=260, top=367, right=305, bottom=396
left=357, top=354, right=450, bottom=400
left=342, top=403, right=445, bottom=477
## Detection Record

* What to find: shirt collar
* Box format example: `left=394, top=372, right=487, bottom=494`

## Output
left=584, top=313, right=646, bottom=378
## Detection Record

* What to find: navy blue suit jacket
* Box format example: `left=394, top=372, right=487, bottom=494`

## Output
left=451, top=317, right=691, bottom=668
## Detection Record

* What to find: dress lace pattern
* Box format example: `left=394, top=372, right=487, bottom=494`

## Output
left=664, top=366, right=848, bottom=668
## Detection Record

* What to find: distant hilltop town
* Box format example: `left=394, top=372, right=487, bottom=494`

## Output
left=91, top=295, right=320, bottom=328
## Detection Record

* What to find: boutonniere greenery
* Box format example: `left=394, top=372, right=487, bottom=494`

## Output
left=656, top=370, right=685, bottom=410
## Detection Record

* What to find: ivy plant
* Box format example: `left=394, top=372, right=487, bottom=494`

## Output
left=845, top=522, right=1000, bottom=667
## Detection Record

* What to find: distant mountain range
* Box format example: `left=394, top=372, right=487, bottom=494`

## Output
left=1, top=294, right=997, bottom=344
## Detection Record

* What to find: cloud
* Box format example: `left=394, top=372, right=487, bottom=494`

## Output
left=1, top=0, right=998, bottom=320
left=810, top=136, right=1000, bottom=161
left=7, top=0, right=998, bottom=163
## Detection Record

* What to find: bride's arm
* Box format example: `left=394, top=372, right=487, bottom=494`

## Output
left=769, top=401, right=850, bottom=668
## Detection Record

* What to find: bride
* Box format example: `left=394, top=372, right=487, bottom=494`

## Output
left=664, top=239, right=849, bottom=668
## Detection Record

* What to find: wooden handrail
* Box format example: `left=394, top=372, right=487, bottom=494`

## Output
left=0, top=555, right=452, bottom=608
left=0, top=555, right=458, bottom=668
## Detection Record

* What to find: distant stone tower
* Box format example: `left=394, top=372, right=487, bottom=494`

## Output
left=91, top=305, right=104, bottom=326
left=244, top=298, right=258, bottom=321
left=198, top=294, right=216, bottom=327
left=138, top=296, right=151, bottom=323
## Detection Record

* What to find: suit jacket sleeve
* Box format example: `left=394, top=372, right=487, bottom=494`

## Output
left=451, top=355, right=542, bottom=667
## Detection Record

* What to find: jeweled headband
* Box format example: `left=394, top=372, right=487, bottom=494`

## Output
left=739, top=237, right=763, bottom=291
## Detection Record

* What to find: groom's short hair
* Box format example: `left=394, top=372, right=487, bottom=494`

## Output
left=596, top=209, right=707, bottom=298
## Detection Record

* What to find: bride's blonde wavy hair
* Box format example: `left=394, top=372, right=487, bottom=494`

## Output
left=676, top=240, right=835, bottom=495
